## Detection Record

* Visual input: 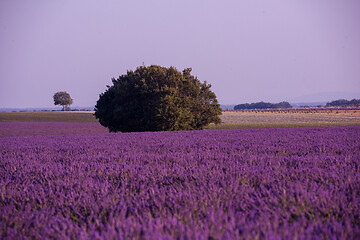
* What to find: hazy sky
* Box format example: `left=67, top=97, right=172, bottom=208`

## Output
left=1, top=0, right=360, bottom=108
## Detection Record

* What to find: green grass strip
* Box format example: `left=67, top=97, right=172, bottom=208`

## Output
left=0, top=112, right=97, bottom=122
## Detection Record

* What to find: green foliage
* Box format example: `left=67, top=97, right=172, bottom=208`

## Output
left=325, top=99, right=360, bottom=107
left=53, top=91, right=73, bottom=111
left=234, top=101, right=292, bottom=110
left=95, top=65, right=221, bottom=132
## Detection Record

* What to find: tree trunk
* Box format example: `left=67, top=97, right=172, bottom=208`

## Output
left=63, top=105, right=65, bottom=111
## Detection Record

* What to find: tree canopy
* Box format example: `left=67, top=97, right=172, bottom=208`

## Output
left=325, top=99, right=360, bottom=107
left=53, top=91, right=73, bottom=111
left=94, top=65, right=221, bottom=132
left=234, top=101, right=292, bottom=110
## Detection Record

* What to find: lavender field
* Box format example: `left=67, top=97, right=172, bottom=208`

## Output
left=1, top=125, right=360, bottom=239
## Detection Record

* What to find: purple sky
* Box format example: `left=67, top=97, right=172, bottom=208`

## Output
left=1, top=0, right=360, bottom=108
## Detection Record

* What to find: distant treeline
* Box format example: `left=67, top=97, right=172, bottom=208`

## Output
left=326, top=99, right=360, bottom=107
left=234, top=101, right=292, bottom=110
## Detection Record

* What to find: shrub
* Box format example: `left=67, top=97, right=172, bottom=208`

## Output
left=95, top=65, right=221, bottom=132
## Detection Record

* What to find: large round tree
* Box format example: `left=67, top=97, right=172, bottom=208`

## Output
left=95, top=65, right=221, bottom=132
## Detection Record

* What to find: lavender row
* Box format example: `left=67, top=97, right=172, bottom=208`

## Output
left=1, top=126, right=360, bottom=239
left=228, top=106, right=360, bottom=112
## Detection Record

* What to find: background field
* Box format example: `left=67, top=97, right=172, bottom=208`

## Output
left=1, top=110, right=360, bottom=137
left=207, top=110, right=360, bottom=129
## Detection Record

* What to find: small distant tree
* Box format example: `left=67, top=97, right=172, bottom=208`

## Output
left=276, top=101, right=292, bottom=109
left=53, top=91, right=73, bottom=111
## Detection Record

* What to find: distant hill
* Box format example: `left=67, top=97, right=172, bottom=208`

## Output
left=290, top=92, right=360, bottom=103
left=220, top=105, right=236, bottom=110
